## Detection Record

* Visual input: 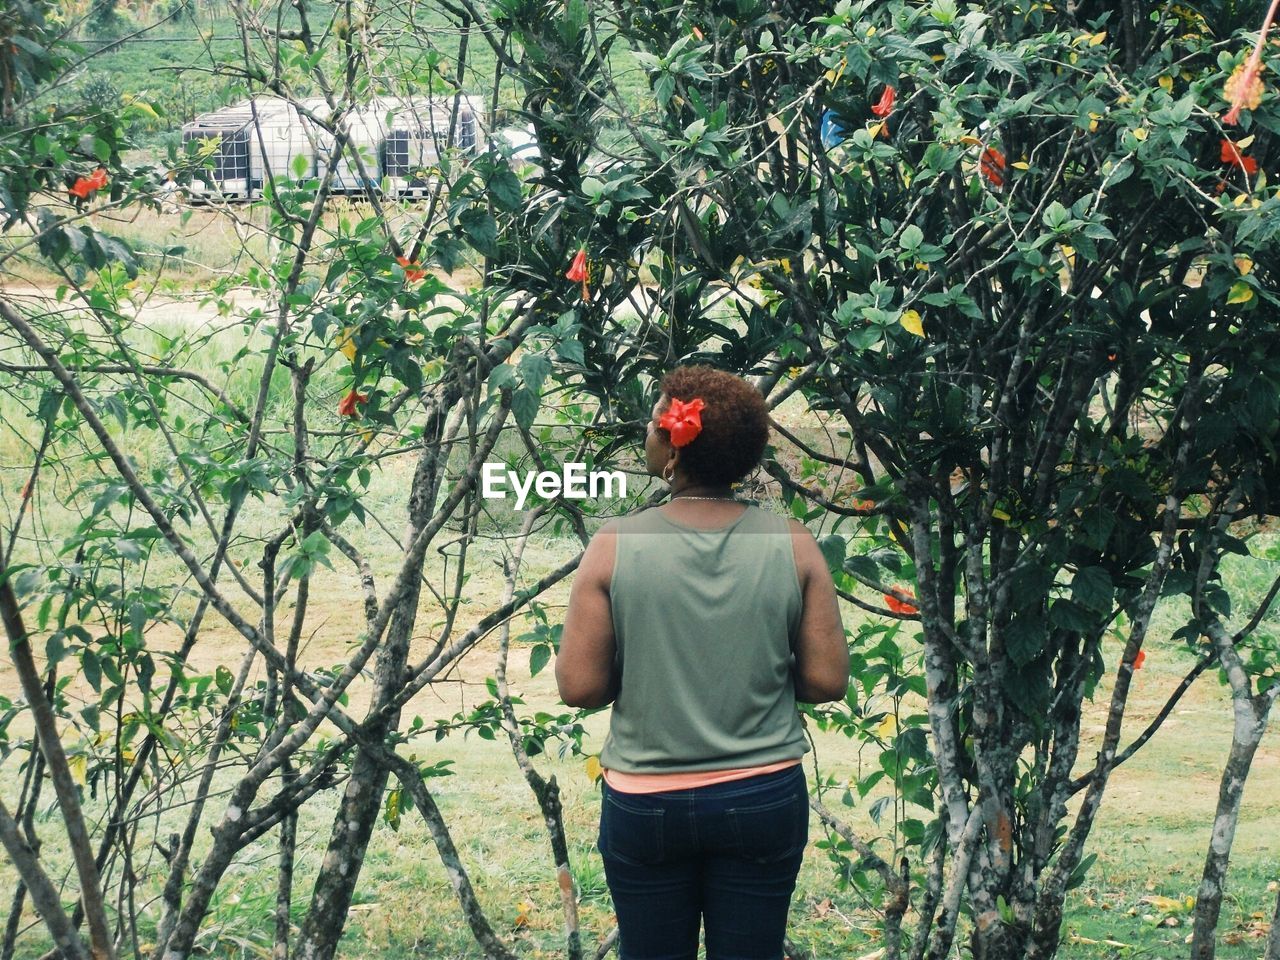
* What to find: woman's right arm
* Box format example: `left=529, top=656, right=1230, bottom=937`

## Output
left=788, top=520, right=850, bottom=703
left=556, top=523, right=619, bottom=708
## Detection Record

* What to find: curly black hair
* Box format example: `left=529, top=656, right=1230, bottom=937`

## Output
left=658, top=365, right=770, bottom=486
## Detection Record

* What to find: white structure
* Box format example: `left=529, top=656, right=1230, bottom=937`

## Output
left=181, top=95, right=484, bottom=201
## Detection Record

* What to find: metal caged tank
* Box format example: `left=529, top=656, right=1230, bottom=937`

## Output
left=180, top=94, right=484, bottom=202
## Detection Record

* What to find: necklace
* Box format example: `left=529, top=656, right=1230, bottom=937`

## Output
left=670, top=494, right=739, bottom=502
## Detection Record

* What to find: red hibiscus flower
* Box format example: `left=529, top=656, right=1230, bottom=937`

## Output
left=658, top=396, right=705, bottom=447
left=337, top=390, right=369, bottom=417
left=565, top=247, right=588, bottom=281
left=1133, top=649, right=1146, bottom=670
left=396, top=255, right=426, bottom=282
left=979, top=147, right=1007, bottom=187
left=69, top=167, right=110, bottom=201
left=884, top=589, right=919, bottom=616
left=566, top=247, right=590, bottom=301
left=1220, top=138, right=1259, bottom=175
left=871, top=85, right=896, bottom=118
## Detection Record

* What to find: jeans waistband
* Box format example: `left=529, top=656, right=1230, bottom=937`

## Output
left=604, top=762, right=805, bottom=801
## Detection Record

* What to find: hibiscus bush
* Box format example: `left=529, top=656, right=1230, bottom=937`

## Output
left=490, top=0, right=1280, bottom=956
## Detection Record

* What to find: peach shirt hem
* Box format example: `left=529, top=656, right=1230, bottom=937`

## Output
left=601, top=758, right=802, bottom=795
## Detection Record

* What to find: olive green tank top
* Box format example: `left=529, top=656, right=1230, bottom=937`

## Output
left=599, top=502, right=809, bottom=773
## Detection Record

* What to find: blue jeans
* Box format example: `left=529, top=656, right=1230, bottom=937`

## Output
left=596, top=765, right=809, bottom=960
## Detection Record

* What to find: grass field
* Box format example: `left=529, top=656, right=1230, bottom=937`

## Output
left=62, top=0, right=654, bottom=160
left=1, top=303, right=1278, bottom=959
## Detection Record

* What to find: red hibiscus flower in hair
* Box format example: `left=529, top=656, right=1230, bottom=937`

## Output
left=871, top=85, right=896, bottom=118
left=337, top=389, right=369, bottom=418
left=658, top=396, right=705, bottom=447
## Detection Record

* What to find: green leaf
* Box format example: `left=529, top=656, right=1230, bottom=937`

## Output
left=488, top=167, right=523, bottom=211
left=818, top=535, right=847, bottom=573
left=1227, top=281, right=1254, bottom=305
left=1002, top=660, right=1051, bottom=717
left=384, top=788, right=403, bottom=831
left=512, top=386, right=540, bottom=430
left=1065, top=852, right=1098, bottom=891
left=45, top=631, right=68, bottom=666
left=130, top=601, right=146, bottom=646
left=82, top=649, right=102, bottom=691
left=529, top=643, right=551, bottom=677
left=1072, top=566, right=1114, bottom=613
left=1049, top=598, right=1094, bottom=632
left=1079, top=510, right=1115, bottom=551
left=1043, top=201, right=1070, bottom=231
left=458, top=208, right=499, bottom=258
left=518, top=352, right=553, bottom=394
left=489, top=363, right=518, bottom=392
left=555, top=337, right=585, bottom=365
left=1005, top=612, right=1046, bottom=667
left=215, top=665, right=233, bottom=696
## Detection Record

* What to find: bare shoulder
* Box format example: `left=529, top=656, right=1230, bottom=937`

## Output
left=784, top=516, right=819, bottom=548
left=784, top=517, right=819, bottom=585
left=579, top=519, right=621, bottom=584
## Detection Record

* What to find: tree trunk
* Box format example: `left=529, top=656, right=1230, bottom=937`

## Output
left=1264, top=876, right=1280, bottom=960
left=0, top=799, right=93, bottom=960
left=294, top=430, right=447, bottom=960
left=275, top=759, right=298, bottom=960
left=1, top=572, right=116, bottom=960
left=1189, top=695, right=1274, bottom=960
left=291, top=583, right=424, bottom=960
left=494, top=510, right=583, bottom=960
left=969, top=914, right=1019, bottom=960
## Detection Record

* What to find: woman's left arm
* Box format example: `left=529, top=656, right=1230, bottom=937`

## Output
left=556, top=523, right=618, bottom=708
